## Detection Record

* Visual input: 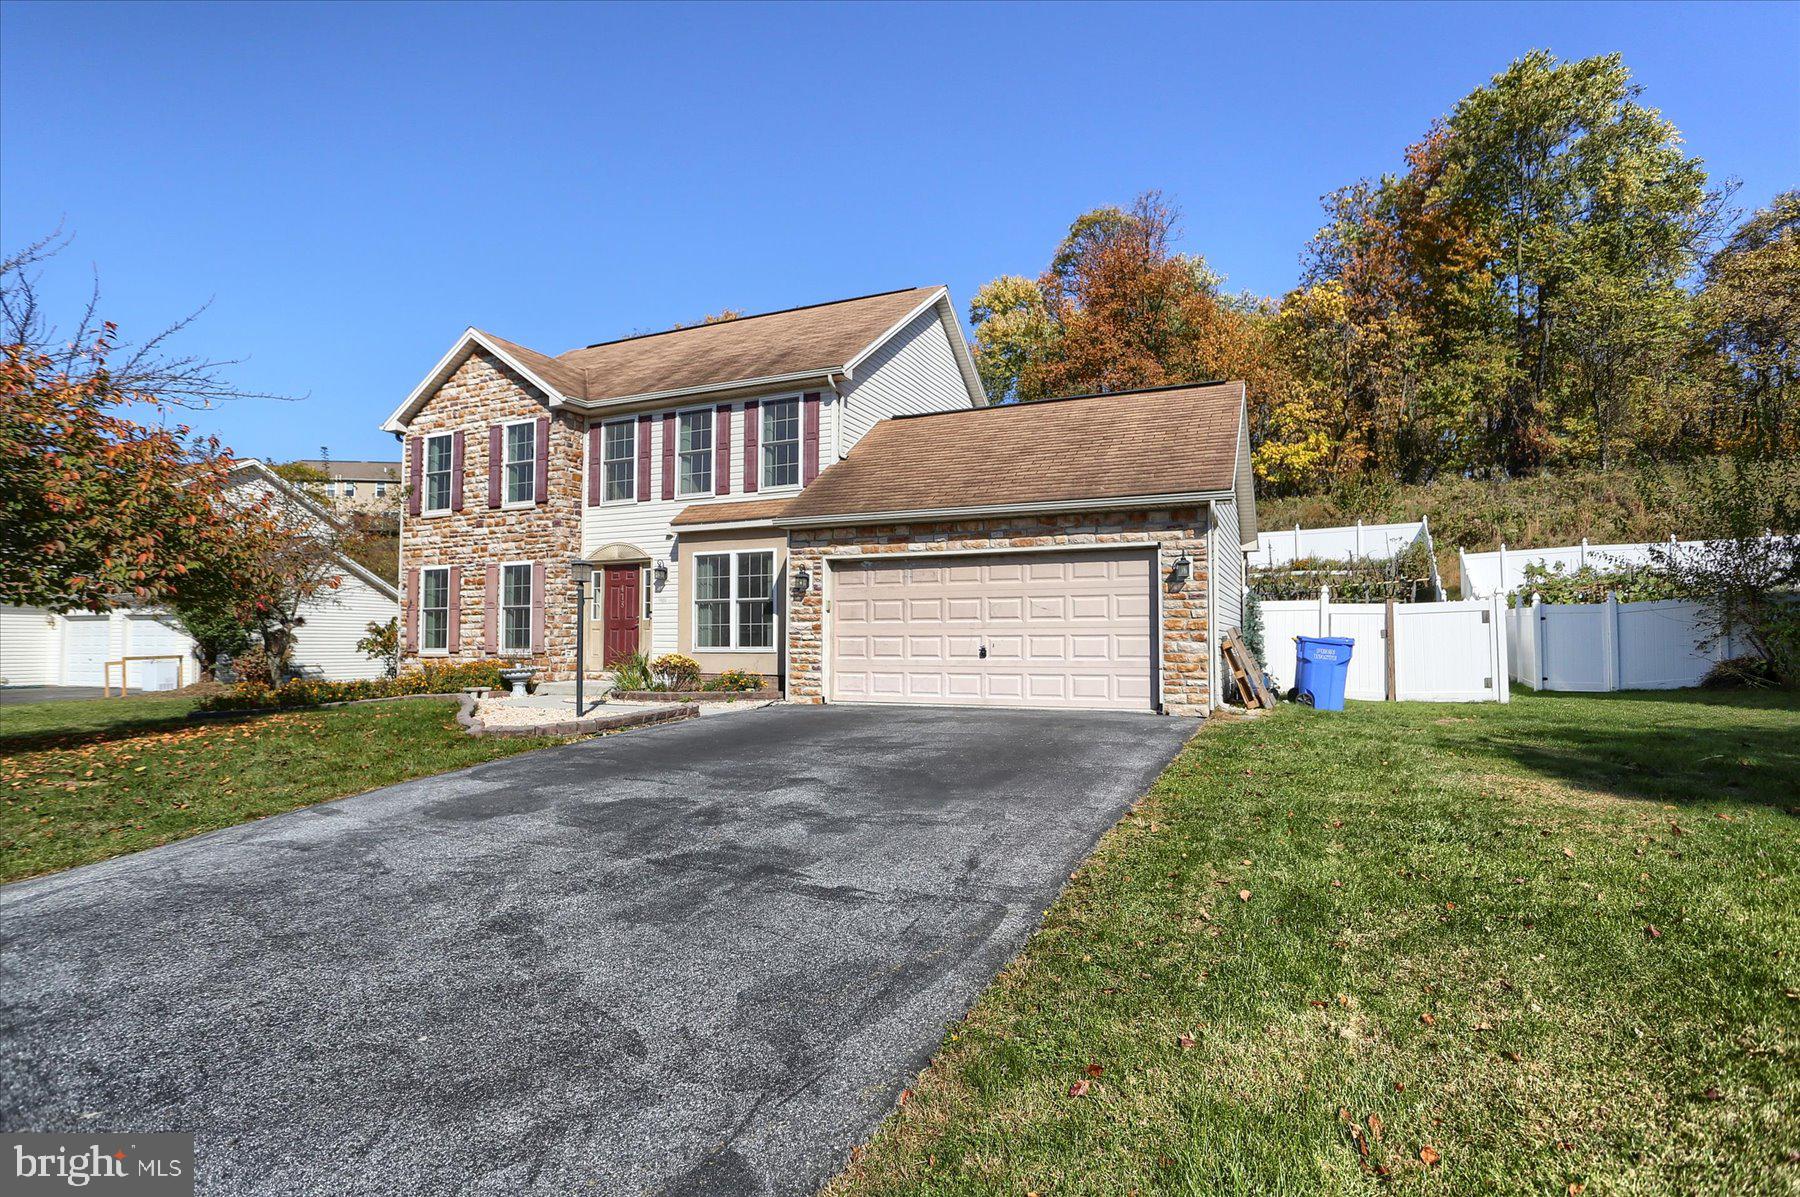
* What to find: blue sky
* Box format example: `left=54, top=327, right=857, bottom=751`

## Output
left=3, top=1, right=1795, bottom=462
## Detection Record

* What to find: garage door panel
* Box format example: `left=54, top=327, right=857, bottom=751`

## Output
left=830, top=549, right=1156, bottom=712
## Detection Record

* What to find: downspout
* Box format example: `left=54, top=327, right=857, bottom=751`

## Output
left=1207, top=499, right=1219, bottom=712
left=826, top=371, right=845, bottom=462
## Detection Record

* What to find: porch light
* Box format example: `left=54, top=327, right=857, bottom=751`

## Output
left=653, top=559, right=669, bottom=588
left=792, top=564, right=812, bottom=597
left=1168, top=553, right=1193, bottom=587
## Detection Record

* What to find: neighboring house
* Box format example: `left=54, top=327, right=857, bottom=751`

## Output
left=291, top=458, right=402, bottom=513
left=0, top=461, right=400, bottom=689
left=384, top=285, right=1258, bottom=715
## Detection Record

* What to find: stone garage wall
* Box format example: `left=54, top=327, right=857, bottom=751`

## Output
left=399, top=350, right=585, bottom=677
left=786, top=507, right=1213, bottom=715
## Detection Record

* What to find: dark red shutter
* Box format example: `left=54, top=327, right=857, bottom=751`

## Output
left=661, top=413, right=676, bottom=500
left=484, top=565, right=499, bottom=653
left=742, top=401, right=759, bottom=494
left=487, top=425, right=502, bottom=508
left=534, top=416, right=550, bottom=505
left=450, top=432, right=465, bottom=512
left=529, top=562, right=546, bottom=654
left=587, top=424, right=602, bottom=506
left=636, top=415, right=653, bottom=504
left=714, top=405, right=731, bottom=496
left=406, top=438, right=422, bottom=516
left=802, top=392, right=822, bottom=484
left=447, top=566, right=462, bottom=653
left=404, top=567, right=419, bottom=652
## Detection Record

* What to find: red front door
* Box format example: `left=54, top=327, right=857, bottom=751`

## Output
left=602, top=565, right=641, bottom=665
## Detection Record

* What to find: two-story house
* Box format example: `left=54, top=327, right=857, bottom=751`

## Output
left=383, top=285, right=1257, bottom=716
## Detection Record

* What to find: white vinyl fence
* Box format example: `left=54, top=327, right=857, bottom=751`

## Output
left=1259, top=589, right=1510, bottom=703
left=1506, top=595, right=1739, bottom=691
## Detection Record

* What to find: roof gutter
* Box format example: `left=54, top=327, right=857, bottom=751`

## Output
left=776, top=488, right=1237, bottom=530
left=561, top=368, right=843, bottom=414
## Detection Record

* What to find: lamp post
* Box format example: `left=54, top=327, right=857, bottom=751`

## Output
left=569, top=559, right=594, bottom=718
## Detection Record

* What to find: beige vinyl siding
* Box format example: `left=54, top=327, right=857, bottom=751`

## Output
left=840, top=305, right=976, bottom=450
left=580, top=390, right=838, bottom=657
left=0, top=606, right=61, bottom=686
left=1215, top=500, right=1244, bottom=637
left=675, top=528, right=786, bottom=678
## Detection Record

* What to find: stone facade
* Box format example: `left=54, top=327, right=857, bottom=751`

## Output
left=399, top=351, right=586, bottom=677
left=785, top=508, right=1214, bottom=715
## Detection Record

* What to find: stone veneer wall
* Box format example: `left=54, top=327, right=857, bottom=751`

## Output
left=399, top=350, right=586, bottom=677
left=785, top=508, right=1213, bottom=715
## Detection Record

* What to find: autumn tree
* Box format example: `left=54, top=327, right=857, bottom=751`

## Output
left=969, top=193, right=1269, bottom=406
left=1692, top=191, right=1800, bottom=456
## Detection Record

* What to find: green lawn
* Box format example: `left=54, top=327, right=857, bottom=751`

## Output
left=0, top=695, right=567, bottom=883
left=829, top=690, right=1800, bottom=1197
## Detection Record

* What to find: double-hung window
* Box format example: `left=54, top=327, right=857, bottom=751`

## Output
left=694, top=551, right=775, bottom=650
left=761, top=399, right=801, bottom=489
left=503, top=422, right=536, bottom=505
left=423, top=434, right=453, bottom=513
left=501, top=563, right=533, bottom=653
left=602, top=419, right=635, bottom=501
left=677, top=410, right=712, bottom=496
left=420, top=566, right=450, bottom=652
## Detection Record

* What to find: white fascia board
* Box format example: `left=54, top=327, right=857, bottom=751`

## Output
left=777, top=489, right=1236, bottom=530
left=673, top=519, right=782, bottom=533
left=381, top=328, right=571, bottom=433
left=564, top=368, right=837, bottom=413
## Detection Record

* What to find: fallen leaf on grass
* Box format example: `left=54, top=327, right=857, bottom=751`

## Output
left=1368, top=1112, right=1384, bottom=1140
left=1419, top=1145, right=1441, bottom=1166
left=1176, top=1034, right=1195, bottom=1050
left=1562, top=846, right=1575, bottom=858
left=1419, top=1013, right=1436, bottom=1027
left=1646, top=925, right=1662, bottom=939
left=1085, top=1062, right=1104, bottom=1078
left=1238, top=889, right=1251, bottom=902
left=1702, top=1086, right=1723, bottom=1101
left=1068, top=1079, right=1091, bottom=1097
left=1570, top=1184, right=1586, bottom=1195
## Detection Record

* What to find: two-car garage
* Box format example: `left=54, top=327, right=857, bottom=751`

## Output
left=827, top=548, right=1157, bottom=711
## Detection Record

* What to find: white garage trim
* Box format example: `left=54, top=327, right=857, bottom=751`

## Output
left=823, top=545, right=1160, bottom=712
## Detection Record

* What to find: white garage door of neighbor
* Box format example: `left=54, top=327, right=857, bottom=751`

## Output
left=830, top=549, right=1156, bottom=711
left=61, top=616, right=111, bottom=686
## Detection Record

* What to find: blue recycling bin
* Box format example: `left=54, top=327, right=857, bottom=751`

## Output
left=1294, top=635, right=1355, bottom=711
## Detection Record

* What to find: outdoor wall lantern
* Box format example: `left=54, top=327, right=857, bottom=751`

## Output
left=1168, top=553, right=1193, bottom=587
left=653, top=559, right=669, bottom=589
left=791, top=564, right=812, bottom=597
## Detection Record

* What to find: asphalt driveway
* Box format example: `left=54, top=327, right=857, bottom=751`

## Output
left=1, top=704, right=1197, bottom=1195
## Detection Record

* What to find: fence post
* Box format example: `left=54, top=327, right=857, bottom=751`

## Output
left=1498, top=542, right=1509, bottom=597
left=1603, top=591, right=1621, bottom=691
left=1355, top=519, right=1364, bottom=561
left=1491, top=592, right=1511, bottom=703
left=1580, top=537, right=1589, bottom=568
left=1318, top=586, right=1330, bottom=638
left=1384, top=596, right=1397, bottom=701
left=1532, top=592, right=1547, bottom=691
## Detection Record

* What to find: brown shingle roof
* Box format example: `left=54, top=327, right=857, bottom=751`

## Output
left=670, top=497, right=797, bottom=527
left=528, top=286, right=942, bottom=404
left=780, top=382, right=1245, bottom=524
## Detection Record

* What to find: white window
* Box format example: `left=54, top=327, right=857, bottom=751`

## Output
left=420, top=567, right=450, bottom=652
left=602, top=419, right=635, bottom=501
left=694, top=551, right=775, bottom=650
left=677, top=410, right=712, bottom=496
left=504, top=422, right=536, bottom=505
left=344, top=481, right=357, bottom=498
left=761, top=399, right=801, bottom=489
left=423, top=434, right=453, bottom=513
left=501, top=563, right=533, bottom=653
left=375, top=481, right=388, bottom=497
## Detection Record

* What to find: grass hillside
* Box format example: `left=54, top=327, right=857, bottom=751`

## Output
left=1257, top=464, right=1738, bottom=592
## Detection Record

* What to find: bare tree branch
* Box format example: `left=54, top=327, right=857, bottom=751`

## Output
left=2, top=228, right=297, bottom=409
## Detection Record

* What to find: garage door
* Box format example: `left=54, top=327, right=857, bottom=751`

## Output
left=61, top=615, right=111, bottom=686
left=829, top=549, right=1155, bottom=711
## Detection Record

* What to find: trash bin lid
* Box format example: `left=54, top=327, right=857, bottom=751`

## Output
left=1295, top=636, right=1355, bottom=648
